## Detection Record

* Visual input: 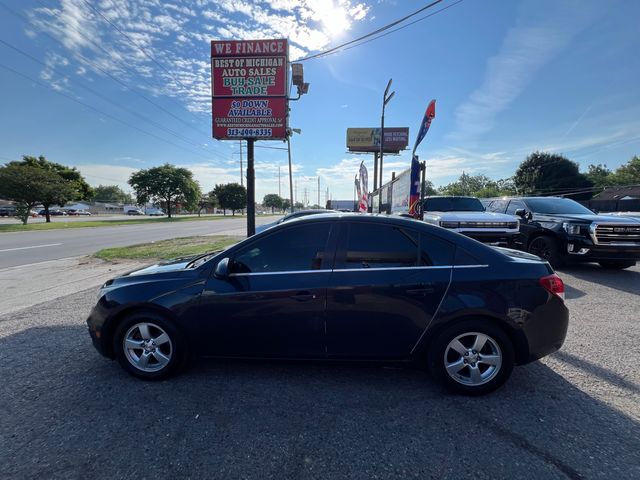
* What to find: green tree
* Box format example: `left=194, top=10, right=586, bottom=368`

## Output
left=281, top=198, right=291, bottom=213
left=92, top=184, right=134, bottom=204
left=213, top=183, right=246, bottom=216
left=294, top=201, right=304, bottom=210
left=197, top=193, right=217, bottom=216
left=263, top=194, right=283, bottom=213
left=423, top=180, right=437, bottom=196
left=611, top=156, right=640, bottom=185
left=585, top=164, right=613, bottom=189
left=11, top=155, right=93, bottom=200
left=8, top=155, right=91, bottom=222
left=514, top=151, right=593, bottom=198
left=128, top=164, right=200, bottom=218
left=0, top=164, right=76, bottom=224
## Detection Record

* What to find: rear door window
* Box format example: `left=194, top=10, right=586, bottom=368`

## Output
left=339, top=223, right=419, bottom=269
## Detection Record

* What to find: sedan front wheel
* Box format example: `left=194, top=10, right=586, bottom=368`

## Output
left=113, top=312, right=186, bottom=380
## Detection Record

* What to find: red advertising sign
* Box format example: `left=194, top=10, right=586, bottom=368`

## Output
left=212, top=97, right=287, bottom=139
left=211, top=39, right=288, bottom=140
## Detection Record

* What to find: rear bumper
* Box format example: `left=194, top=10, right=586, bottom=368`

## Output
left=520, top=297, right=569, bottom=363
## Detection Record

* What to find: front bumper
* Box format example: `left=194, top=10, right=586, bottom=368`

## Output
left=564, top=234, right=640, bottom=262
left=86, top=303, right=113, bottom=358
left=460, top=230, right=520, bottom=247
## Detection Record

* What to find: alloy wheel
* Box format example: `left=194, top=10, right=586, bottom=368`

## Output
left=123, top=322, right=173, bottom=373
left=443, top=332, right=502, bottom=386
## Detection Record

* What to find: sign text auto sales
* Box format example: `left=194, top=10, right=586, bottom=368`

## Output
left=211, top=39, right=288, bottom=140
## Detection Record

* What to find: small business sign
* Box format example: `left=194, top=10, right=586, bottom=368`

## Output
left=211, top=39, right=288, bottom=140
left=346, top=127, right=409, bottom=153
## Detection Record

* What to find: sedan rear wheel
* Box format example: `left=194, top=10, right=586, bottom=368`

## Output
left=429, top=320, right=514, bottom=395
left=114, top=312, right=186, bottom=380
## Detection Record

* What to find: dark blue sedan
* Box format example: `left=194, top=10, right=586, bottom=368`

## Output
left=87, top=214, right=568, bottom=395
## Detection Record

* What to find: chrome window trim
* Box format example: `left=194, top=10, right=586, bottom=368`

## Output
left=229, top=269, right=332, bottom=277
left=228, top=265, right=488, bottom=276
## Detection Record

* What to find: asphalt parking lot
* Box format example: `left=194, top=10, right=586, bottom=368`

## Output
left=1, top=264, right=639, bottom=479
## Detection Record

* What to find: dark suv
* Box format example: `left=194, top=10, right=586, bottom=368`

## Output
left=485, top=196, right=640, bottom=269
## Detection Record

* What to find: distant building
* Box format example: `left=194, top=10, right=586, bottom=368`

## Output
left=588, top=185, right=640, bottom=212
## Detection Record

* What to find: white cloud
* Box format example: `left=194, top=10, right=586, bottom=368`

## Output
left=450, top=1, right=597, bottom=141
left=28, top=0, right=371, bottom=114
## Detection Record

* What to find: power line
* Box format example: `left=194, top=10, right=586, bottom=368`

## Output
left=0, top=0, right=221, bottom=158
left=0, top=61, right=218, bottom=161
left=32, top=0, right=212, bottom=137
left=340, top=0, right=465, bottom=56
left=80, top=0, right=194, bottom=94
left=0, top=38, right=213, bottom=156
left=297, top=0, right=445, bottom=61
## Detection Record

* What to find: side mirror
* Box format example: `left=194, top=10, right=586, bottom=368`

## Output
left=214, top=257, right=230, bottom=278
left=514, top=208, right=526, bottom=218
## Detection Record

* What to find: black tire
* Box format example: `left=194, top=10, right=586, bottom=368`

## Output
left=598, top=260, right=636, bottom=270
left=528, top=235, right=564, bottom=268
left=428, top=319, right=515, bottom=396
left=113, top=311, right=187, bottom=380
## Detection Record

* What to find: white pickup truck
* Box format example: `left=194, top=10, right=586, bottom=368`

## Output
left=423, top=196, right=519, bottom=246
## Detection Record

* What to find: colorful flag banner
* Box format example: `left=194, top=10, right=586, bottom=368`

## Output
left=408, top=155, right=421, bottom=218
left=412, top=99, right=436, bottom=156
left=358, top=162, right=368, bottom=212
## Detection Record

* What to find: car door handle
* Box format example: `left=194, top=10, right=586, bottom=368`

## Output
left=291, top=291, right=317, bottom=302
left=405, top=284, right=436, bottom=296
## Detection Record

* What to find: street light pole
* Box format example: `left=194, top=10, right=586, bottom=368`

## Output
left=379, top=78, right=395, bottom=212
left=287, top=135, right=294, bottom=213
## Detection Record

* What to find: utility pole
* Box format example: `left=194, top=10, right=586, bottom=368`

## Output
left=317, top=176, right=320, bottom=207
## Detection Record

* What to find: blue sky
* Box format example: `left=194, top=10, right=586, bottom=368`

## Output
left=0, top=0, right=639, bottom=203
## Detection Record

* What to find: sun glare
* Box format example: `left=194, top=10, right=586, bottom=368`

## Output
left=317, top=1, right=351, bottom=37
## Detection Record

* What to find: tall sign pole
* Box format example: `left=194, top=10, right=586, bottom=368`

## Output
left=379, top=78, right=395, bottom=212
left=211, top=39, right=289, bottom=236
left=247, top=139, right=255, bottom=235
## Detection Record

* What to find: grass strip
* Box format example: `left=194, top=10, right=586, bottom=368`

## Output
left=94, top=235, right=241, bottom=262
left=0, top=214, right=276, bottom=233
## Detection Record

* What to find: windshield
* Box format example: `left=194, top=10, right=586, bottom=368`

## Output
left=424, top=197, right=484, bottom=212
left=526, top=198, right=594, bottom=215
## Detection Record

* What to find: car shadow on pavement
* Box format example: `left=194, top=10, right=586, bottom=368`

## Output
left=551, top=350, right=640, bottom=395
left=563, top=284, right=587, bottom=300
left=1, top=325, right=640, bottom=480
left=559, top=264, right=640, bottom=295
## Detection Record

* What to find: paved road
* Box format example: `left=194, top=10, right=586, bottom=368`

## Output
left=0, top=216, right=277, bottom=268
left=0, top=264, right=638, bottom=479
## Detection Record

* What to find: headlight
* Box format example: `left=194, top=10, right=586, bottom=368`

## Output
left=440, top=221, right=459, bottom=228
left=562, top=223, right=583, bottom=235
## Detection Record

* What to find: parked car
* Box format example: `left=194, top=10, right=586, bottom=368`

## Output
left=38, top=209, right=67, bottom=216
left=126, top=209, right=144, bottom=216
left=255, top=209, right=339, bottom=233
left=0, top=205, right=16, bottom=217
left=87, top=213, right=568, bottom=395
left=422, top=196, right=519, bottom=247
left=146, top=208, right=165, bottom=216
left=485, top=196, right=640, bottom=269
left=65, top=209, right=92, bottom=216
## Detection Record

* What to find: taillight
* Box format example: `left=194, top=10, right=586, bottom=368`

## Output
left=539, top=274, right=565, bottom=300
